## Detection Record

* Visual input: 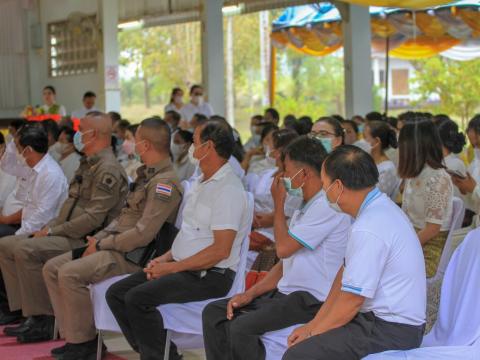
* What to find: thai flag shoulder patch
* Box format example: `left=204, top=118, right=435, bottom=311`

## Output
left=156, top=183, right=173, bottom=197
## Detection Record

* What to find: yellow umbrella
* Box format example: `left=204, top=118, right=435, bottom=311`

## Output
left=339, top=0, right=454, bottom=9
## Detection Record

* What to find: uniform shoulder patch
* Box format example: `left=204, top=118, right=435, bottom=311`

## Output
left=97, top=172, right=118, bottom=193
left=156, top=183, right=172, bottom=197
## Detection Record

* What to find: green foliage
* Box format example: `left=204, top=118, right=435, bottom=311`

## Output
left=413, top=57, right=480, bottom=127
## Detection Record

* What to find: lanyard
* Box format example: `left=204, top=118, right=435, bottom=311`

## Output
left=358, top=187, right=382, bottom=216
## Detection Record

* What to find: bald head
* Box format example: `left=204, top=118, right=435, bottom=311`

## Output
left=137, top=117, right=170, bottom=153
left=82, top=111, right=112, bottom=139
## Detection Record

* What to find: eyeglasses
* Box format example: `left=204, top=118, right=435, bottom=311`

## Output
left=310, top=130, right=336, bottom=138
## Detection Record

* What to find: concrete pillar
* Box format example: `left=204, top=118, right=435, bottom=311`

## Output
left=201, top=0, right=225, bottom=119
left=336, top=3, right=373, bottom=118
left=99, top=0, right=121, bottom=112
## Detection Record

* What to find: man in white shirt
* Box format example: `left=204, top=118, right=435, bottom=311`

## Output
left=179, top=84, right=214, bottom=123
left=284, top=145, right=426, bottom=360
left=71, top=91, right=98, bottom=120
left=106, top=119, right=249, bottom=360
left=202, top=136, right=351, bottom=360
left=0, top=126, right=68, bottom=325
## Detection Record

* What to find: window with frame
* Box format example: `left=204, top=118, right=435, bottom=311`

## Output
left=47, top=16, right=98, bottom=77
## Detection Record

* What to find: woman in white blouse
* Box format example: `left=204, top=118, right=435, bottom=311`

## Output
left=364, top=121, right=400, bottom=199
left=435, top=117, right=467, bottom=198
left=399, top=115, right=454, bottom=278
left=171, top=129, right=196, bottom=182
left=164, top=87, right=184, bottom=114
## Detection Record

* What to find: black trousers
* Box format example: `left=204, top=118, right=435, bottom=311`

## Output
left=0, top=224, right=19, bottom=313
left=106, top=270, right=233, bottom=360
left=283, top=312, right=425, bottom=360
left=202, top=290, right=322, bottom=360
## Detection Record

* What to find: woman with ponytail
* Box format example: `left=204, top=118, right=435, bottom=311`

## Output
left=364, top=121, right=400, bottom=199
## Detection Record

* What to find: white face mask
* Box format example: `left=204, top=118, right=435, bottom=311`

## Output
left=325, top=181, right=343, bottom=213
left=264, top=146, right=276, bottom=166
left=194, top=95, right=204, bottom=106
left=171, top=142, right=185, bottom=160
left=188, top=142, right=208, bottom=166
left=173, top=95, right=183, bottom=105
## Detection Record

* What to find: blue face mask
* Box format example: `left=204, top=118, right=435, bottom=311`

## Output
left=358, top=124, right=365, bottom=134
left=73, top=130, right=92, bottom=152
left=282, top=168, right=304, bottom=198
left=316, top=137, right=332, bottom=153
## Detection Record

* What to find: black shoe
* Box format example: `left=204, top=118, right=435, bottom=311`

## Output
left=0, top=310, right=23, bottom=325
left=61, top=337, right=107, bottom=360
left=16, top=315, right=54, bottom=343
left=51, top=343, right=70, bottom=358
left=4, top=316, right=34, bottom=336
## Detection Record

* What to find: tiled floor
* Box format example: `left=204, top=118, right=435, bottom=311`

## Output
left=104, top=331, right=206, bottom=360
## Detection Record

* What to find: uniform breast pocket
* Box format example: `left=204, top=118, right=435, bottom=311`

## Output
left=81, top=176, right=93, bottom=199
left=191, top=203, right=212, bottom=229
left=128, top=189, right=146, bottom=211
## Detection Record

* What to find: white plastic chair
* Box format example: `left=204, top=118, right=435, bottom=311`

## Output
left=428, top=196, right=465, bottom=285
left=90, top=192, right=254, bottom=360
left=261, top=325, right=302, bottom=360
left=363, top=227, right=480, bottom=360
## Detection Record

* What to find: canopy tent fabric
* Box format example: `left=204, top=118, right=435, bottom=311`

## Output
left=271, top=1, right=480, bottom=60
left=339, top=0, right=454, bottom=9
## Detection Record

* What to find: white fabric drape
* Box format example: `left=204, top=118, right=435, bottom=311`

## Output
left=0, top=0, right=29, bottom=109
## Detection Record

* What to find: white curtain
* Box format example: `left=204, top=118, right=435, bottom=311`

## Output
left=0, top=0, right=29, bottom=110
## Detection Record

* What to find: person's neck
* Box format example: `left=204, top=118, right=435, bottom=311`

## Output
left=442, top=147, right=450, bottom=157
left=84, top=143, right=109, bottom=158
left=142, top=152, right=169, bottom=167
left=341, top=187, right=375, bottom=218
left=200, top=157, right=227, bottom=181
left=45, top=101, right=54, bottom=107
left=302, top=180, right=322, bottom=203
left=27, top=153, right=45, bottom=168
left=371, top=149, right=387, bottom=164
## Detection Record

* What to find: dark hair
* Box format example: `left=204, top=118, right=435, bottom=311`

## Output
left=41, top=119, right=60, bottom=141
left=331, top=114, right=345, bottom=123
left=18, top=126, right=49, bottom=154
left=59, top=126, right=75, bottom=143
left=170, top=87, right=183, bottom=103
left=342, top=119, right=359, bottom=134
left=192, top=113, right=208, bottom=125
left=127, top=124, right=139, bottom=136
left=352, top=115, right=365, bottom=124
left=283, top=114, right=297, bottom=130
left=166, top=110, right=181, bottom=124
left=467, top=114, right=480, bottom=135
left=387, top=116, right=398, bottom=130
left=0, top=132, right=5, bottom=145
left=9, top=119, right=26, bottom=131
left=265, top=108, right=280, bottom=122
left=433, top=114, right=450, bottom=124
left=252, top=114, right=263, bottom=123
left=176, top=129, right=193, bottom=144
left=315, top=117, right=345, bottom=144
left=108, top=111, right=122, bottom=123
left=368, top=121, right=398, bottom=150
left=283, top=136, right=327, bottom=175
left=139, top=117, right=171, bottom=152
left=117, top=120, right=131, bottom=131
left=260, top=123, right=279, bottom=142
left=199, top=120, right=235, bottom=160
left=272, top=128, right=299, bottom=150
left=190, top=84, right=203, bottom=95
left=83, top=91, right=96, bottom=99
left=436, top=119, right=466, bottom=154
left=366, top=111, right=384, bottom=122
left=324, top=145, right=379, bottom=190
left=296, top=116, right=313, bottom=135
left=43, top=85, right=56, bottom=95
left=398, top=116, right=445, bottom=179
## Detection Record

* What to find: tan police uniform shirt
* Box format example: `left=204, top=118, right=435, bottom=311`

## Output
left=48, top=148, right=129, bottom=240
left=96, top=158, right=182, bottom=252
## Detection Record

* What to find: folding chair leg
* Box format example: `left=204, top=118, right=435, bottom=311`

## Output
left=97, top=331, right=103, bottom=360
left=52, top=318, right=59, bottom=340
left=163, top=330, right=171, bottom=360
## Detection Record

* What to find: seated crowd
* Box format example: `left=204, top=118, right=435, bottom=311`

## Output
left=0, top=83, right=478, bottom=360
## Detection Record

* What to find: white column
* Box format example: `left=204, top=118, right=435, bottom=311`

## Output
left=338, top=3, right=373, bottom=118
left=225, top=16, right=234, bottom=126
left=99, top=0, right=121, bottom=112
left=201, top=0, right=225, bottom=120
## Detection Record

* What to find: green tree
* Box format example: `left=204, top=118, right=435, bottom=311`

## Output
left=413, top=57, right=480, bottom=128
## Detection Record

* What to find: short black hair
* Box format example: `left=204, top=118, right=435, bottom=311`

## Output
left=41, top=119, right=60, bottom=141
left=59, top=126, right=75, bottom=143
left=272, top=128, right=299, bottom=150
left=199, top=120, right=235, bottom=160
left=265, top=108, right=280, bottom=122
left=468, top=114, right=480, bottom=134
left=139, top=117, right=171, bottom=152
left=190, top=84, right=203, bottom=95
left=331, top=114, right=345, bottom=123
left=260, top=123, right=279, bottom=142
left=127, top=124, right=139, bottom=136
left=43, top=85, right=56, bottom=95
left=296, top=116, right=313, bottom=135
left=10, top=119, right=26, bottom=131
left=83, top=91, right=96, bottom=99
left=108, top=111, right=122, bottom=123
left=117, top=119, right=131, bottom=131
left=283, top=136, right=328, bottom=175
left=166, top=110, right=181, bottom=124
left=176, top=129, right=193, bottom=144
left=193, top=113, right=208, bottom=125
left=398, top=116, right=444, bottom=179
left=283, top=114, right=297, bottom=130
left=324, top=145, right=379, bottom=190
left=0, top=132, right=5, bottom=145
left=368, top=121, right=398, bottom=150
left=18, top=125, right=49, bottom=154
left=366, top=111, right=384, bottom=122
left=436, top=118, right=466, bottom=155
left=342, top=119, right=359, bottom=134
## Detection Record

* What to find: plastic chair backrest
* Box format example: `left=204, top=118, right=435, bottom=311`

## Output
left=174, top=180, right=191, bottom=230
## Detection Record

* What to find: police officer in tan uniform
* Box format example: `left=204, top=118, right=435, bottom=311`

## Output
left=43, top=117, right=182, bottom=359
left=0, top=111, right=128, bottom=343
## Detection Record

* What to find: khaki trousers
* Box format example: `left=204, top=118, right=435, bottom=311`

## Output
left=43, top=250, right=139, bottom=343
left=0, top=235, right=84, bottom=316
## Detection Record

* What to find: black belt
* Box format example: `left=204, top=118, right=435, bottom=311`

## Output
left=190, top=267, right=236, bottom=281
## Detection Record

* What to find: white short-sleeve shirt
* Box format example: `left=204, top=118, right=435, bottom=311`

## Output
left=342, top=190, right=427, bottom=326
left=171, top=163, right=249, bottom=271
left=277, top=191, right=351, bottom=302
left=179, top=102, right=214, bottom=122
left=444, top=153, right=467, bottom=199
